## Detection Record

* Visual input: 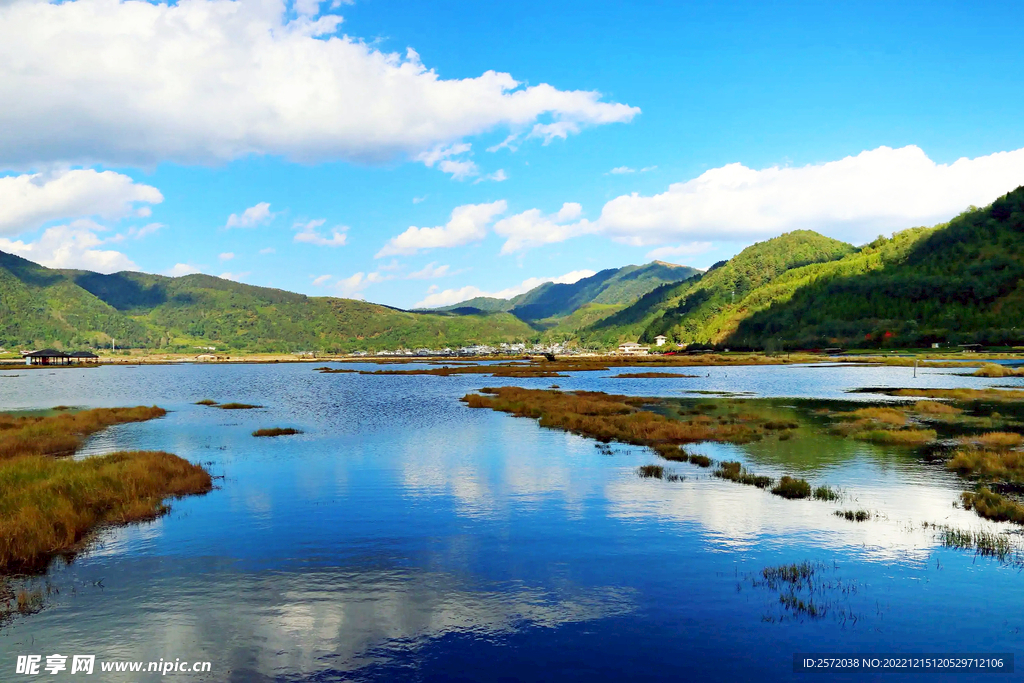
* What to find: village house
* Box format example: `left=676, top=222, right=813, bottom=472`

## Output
left=617, top=342, right=650, bottom=356
left=654, top=335, right=667, bottom=346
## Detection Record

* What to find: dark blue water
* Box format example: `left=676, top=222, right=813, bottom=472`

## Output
left=1, top=362, right=1022, bottom=682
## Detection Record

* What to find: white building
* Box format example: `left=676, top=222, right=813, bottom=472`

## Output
left=654, top=335, right=667, bottom=347
left=617, top=342, right=650, bottom=356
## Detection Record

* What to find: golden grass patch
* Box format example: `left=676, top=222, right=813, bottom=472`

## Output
left=0, top=451, right=211, bottom=571
left=0, top=407, right=166, bottom=460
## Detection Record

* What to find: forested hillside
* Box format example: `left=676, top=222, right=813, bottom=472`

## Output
left=0, top=253, right=536, bottom=352
left=436, top=261, right=699, bottom=324
left=576, top=231, right=857, bottom=346
left=5, top=187, right=1023, bottom=353
left=729, top=186, right=1024, bottom=348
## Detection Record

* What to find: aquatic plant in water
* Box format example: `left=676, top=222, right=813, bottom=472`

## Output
left=771, top=476, right=812, bottom=499
left=253, top=427, right=302, bottom=437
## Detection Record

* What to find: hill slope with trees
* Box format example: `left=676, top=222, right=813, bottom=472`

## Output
left=0, top=252, right=536, bottom=352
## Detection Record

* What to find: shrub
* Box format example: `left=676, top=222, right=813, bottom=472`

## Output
left=637, top=464, right=665, bottom=479
left=772, top=476, right=812, bottom=499
left=961, top=488, right=1024, bottom=524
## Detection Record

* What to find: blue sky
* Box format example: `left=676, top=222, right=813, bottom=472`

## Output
left=1, top=0, right=1023, bottom=308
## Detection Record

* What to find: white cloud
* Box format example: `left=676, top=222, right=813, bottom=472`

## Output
left=218, top=252, right=235, bottom=261
left=225, top=202, right=273, bottom=229
left=0, top=0, right=638, bottom=169
left=645, top=242, right=713, bottom=261
left=407, top=262, right=450, bottom=279
left=0, top=219, right=137, bottom=273
left=294, top=219, right=348, bottom=247
left=492, top=202, right=594, bottom=254
left=474, top=169, right=507, bottom=184
left=413, top=269, right=595, bottom=308
left=259, top=247, right=276, bottom=254
left=438, top=159, right=479, bottom=180
left=166, top=263, right=202, bottom=276
left=218, top=271, right=249, bottom=281
left=332, top=271, right=390, bottom=299
left=412, top=195, right=428, bottom=204
left=416, top=143, right=479, bottom=179
left=596, top=145, right=1024, bottom=246
left=311, top=274, right=332, bottom=286
left=376, top=200, right=507, bottom=257
left=128, top=222, right=163, bottom=239
left=0, top=168, right=162, bottom=236
left=607, top=165, right=656, bottom=175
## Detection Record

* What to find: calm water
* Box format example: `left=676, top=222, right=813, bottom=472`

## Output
left=1, top=362, right=1023, bottom=682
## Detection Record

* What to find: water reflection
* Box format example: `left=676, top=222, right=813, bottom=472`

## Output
left=1, top=362, right=1023, bottom=682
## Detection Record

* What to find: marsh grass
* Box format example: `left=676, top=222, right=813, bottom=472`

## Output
left=814, top=485, right=840, bottom=501
left=772, top=476, right=812, bottom=499
left=637, top=464, right=665, bottom=479
left=747, top=561, right=859, bottom=622
left=0, top=450, right=212, bottom=572
left=913, top=400, right=962, bottom=415
left=613, top=372, right=700, bottom=379
left=960, top=488, right=1024, bottom=524
left=194, top=399, right=218, bottom=406
left=834, top=510, right=870, bottom=522
left=946, top=444, right=1024, bottom=483
left=253, top=427, right=302, bottom=437
left=216, top=403, right=261, bottom=410
left=851, top=428, right=937, bottom=445
left=893, top=388, right=1024, bottom=402
left=927, top=523, right=1023, bottom=565
left=0, top=406, right=166, bottom=460
left=462, top=387, right=767, bottom=446
left=973, top=364, right=1024, bottom=378
left=714, top=461, right=773, bottom=489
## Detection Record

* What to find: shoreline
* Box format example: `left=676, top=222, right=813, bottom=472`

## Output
left=2, top=350, right=1022, bottom=368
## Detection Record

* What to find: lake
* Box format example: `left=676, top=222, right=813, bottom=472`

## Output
left=1, top=362, right=1022, bottom=682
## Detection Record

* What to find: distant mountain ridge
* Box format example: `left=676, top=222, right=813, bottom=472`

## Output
left=435, top=261, right=700, bottom=323
left=4, top=186, right=1022, bottom=353
left=0, top=251, right=536, bottom=352
left=569, top=185, right=1024, bottom=349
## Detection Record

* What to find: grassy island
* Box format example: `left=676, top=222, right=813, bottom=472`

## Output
left=463, top=386, right=1024, bottom=526
left=0, top=407, right=211, bottom=572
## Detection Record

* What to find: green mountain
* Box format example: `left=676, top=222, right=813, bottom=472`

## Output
left=7, top=186, right=1022, bottom=354
left=728, top=186, right=1024, bottom=349
left=437, top=261, right=700, bottom=326
left=577, top=186, right=1024, bottom=350
left=0, top=251, right=536, bottom=352
left=577, top=230, right=856, bottom=346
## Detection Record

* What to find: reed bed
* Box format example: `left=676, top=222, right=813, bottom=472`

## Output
left=714, top=461, right=773, bottom=489
left=927, top=523, right=1022, bottom=564
left=892, top=388, right=1024, bottom=402
left=946, top=444, right=1024, bottom=483
left=960, top=488, right=1024, bottom=524
left=637, top=464, right=665, bottom=479
left=194, top=399, right=218, bottom=406
left=0, top=406, right=166, bottom=460
left=0, top=450, right=211, bottom=572
left=216, top=403, right=261, bottom=410
left=973, top=364, right=1024, bottom=378
left=613, top=372, right=700, bottom=379
left=814, top=485, right=841, bottom=501
left=252, top=427, right=302, bottom=437
left=462, top=387, right=767, bottom=446
left=772, top=476, right=812, bottom=499
left=834, top=510, right=870, bottom=522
